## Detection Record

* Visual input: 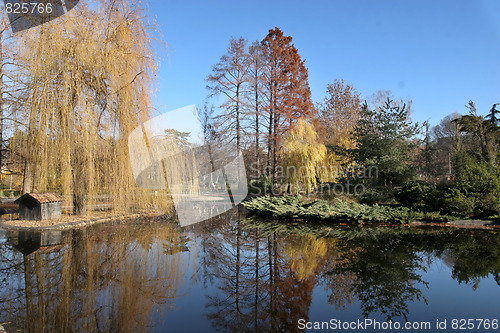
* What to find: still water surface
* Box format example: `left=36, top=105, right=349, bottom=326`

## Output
left=1, top=208, right=499, bottom=332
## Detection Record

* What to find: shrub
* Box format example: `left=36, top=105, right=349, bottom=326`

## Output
left=440, top=187, right=478, bottom=218
left=450, top=153, right=500, bottom=217
left=359, top=187, right=394, bottom=205
left=422, top=211, right=455, bottom=223
left=243, top=196, right=422, bottom=224
left=248, top=175, right=273, bottom=195
left=396, top=180, right=435, bottom=208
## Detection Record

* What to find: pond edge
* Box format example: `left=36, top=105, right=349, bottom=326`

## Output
left=0, top=212, right=171, bottom=231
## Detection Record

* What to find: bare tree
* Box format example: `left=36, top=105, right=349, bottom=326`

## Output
left=206, top=37, right=250, bottom=151
left=317, top=79, right=362, bottom=148
left=245, top=41, right=265, bottom=177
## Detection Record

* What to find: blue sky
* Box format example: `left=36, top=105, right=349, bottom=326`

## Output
left=148, top=0, right=500, bottom=126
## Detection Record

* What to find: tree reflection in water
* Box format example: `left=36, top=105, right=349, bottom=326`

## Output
left=2, top=214, right=500, bottom=332
left=197, top=208, right=329, bottom=333
left=241, top=220, right=500, bottom=324
left=331, top=229, right=430, bottom=321
left=0, top=216, right=195, bottom=332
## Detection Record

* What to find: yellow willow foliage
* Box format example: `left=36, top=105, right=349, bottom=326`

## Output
left=284, top=234, right=329, bottom=281
left=281, top=118, right=327, bottom=193
left=318, top=152, right=339, bottom=182
left=12, top=0, right=169, bottom=214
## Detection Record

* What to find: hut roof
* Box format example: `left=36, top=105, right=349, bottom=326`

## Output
left=15, top=193, right=63, bottom=204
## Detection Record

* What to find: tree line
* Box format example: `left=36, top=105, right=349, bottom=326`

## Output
left=0, top=14, right=497, bottom=218
left=207, top=28, right=500, bottom=218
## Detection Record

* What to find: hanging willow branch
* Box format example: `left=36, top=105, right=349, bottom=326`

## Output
left=11, top=0, right=169, bottom=215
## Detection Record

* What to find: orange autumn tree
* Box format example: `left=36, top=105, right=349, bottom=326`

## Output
left=261, top=28, right=315, bottom=183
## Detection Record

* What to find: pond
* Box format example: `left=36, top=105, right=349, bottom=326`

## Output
left=1, top=208, right=500, bottom=332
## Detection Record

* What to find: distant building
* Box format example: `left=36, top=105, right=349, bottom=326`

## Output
left=15, top=193, right=63, bottom=220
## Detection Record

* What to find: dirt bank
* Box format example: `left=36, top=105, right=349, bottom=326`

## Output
left=0, top=211, right=168, bottom=231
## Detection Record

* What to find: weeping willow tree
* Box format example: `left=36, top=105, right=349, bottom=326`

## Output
left=11, top=0, right=164, bottom=215
left=281, top=118, right=327, bottom=193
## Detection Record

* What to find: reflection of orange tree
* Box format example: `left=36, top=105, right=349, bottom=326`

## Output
left=270, top=234, right=325, bottom=333
left=0, top=217, right=195, bottom=332
left=245, top=219, right=430, bottom=321
left=282, top=234, right=358, bottom=317
left=228, top=219, right=500, bottom=323
left=201, top=211, right=320, bottom=332
left=239, top=218, right=360, bottom=326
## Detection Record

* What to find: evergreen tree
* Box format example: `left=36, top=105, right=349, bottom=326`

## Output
left=456, top=101, right=500, bottom=164
left=353, top=98, right=420, bottom=187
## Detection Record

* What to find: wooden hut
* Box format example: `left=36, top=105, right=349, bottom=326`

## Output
left=15, top=193, right=63, bottom=220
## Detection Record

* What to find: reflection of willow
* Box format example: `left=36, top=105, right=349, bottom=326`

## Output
left=242, top=220, right=430, bottom=321
left=0, top=239, right=25, bottom=327
left=0, top=218, right=196, bottom=332
left=199, top=210, right=326, bottom=333
left=242, top=218, right=357, bottom=312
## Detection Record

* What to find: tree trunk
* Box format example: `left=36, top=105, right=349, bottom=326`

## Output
left=73, top=191, right=88, bottom=215
left=0, top=34, right=3, bottom=202
left=72, top=161, right=88, bottom=215
left=23, top=160, right=33, bottom=193
left=266, top=89, right=273, bottom=178
left=272, top=104, right=278, bottom=184
left=73, top=192, right=88, bottom=215
left=236, top=84, right=241, bottom=151
left=255, top=80, right=260, bottom=178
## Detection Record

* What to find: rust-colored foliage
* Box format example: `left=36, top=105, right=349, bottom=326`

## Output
left=261, top=28, right=315, bottom=182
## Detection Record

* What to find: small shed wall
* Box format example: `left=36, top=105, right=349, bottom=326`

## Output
left=41, top=202, right=62, bottom=220
left=19, top=204, right=42, bottom=221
